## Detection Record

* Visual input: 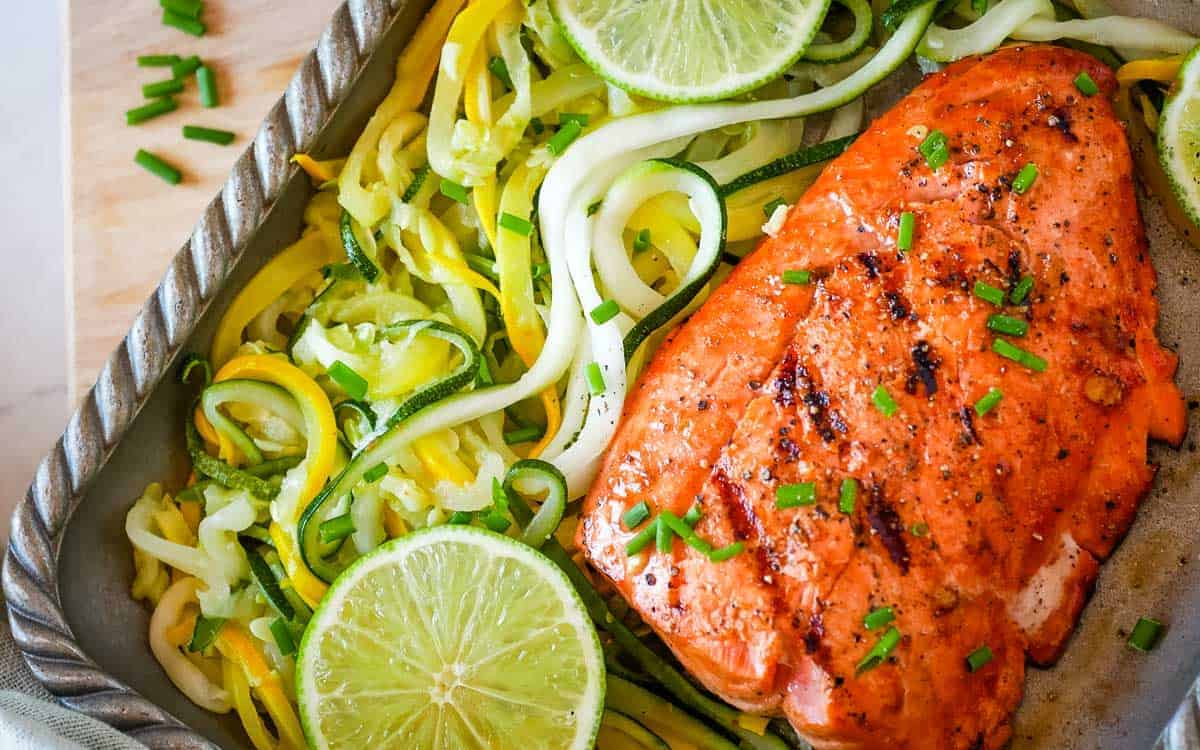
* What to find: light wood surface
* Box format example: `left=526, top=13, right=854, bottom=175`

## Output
left=69, top=1, right=341, bottom=399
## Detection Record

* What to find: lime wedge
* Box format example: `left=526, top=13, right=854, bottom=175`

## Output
left=1159, top=44, right=1200, bottom=229
left=551, top=0, right=832, bottom=103
left=296, top=526, right=605, bottom=749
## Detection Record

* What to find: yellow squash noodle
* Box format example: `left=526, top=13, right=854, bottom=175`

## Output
left=217, top=625, right=307, bottom=750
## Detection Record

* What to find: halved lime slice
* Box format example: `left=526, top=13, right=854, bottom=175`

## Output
left=1159, top=44, right=1200, bottom=230
left=296, top=526, right=605, bottom=749
left=551, top=0, right=832, bottom=103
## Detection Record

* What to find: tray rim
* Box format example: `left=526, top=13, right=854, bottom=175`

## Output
left=2, top=0, right=409, bottom=747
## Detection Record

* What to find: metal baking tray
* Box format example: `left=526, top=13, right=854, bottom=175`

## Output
left=5, top=0, right=1200, bottom=747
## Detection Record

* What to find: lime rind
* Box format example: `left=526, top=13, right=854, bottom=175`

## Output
left=550, top=0, right=833, bottom=103
left=1159, top=43, right=1200, bottom=230
left=296, top=525, right=605, bottom=750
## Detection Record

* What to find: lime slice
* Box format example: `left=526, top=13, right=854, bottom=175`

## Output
left=1159, top=44, right=1200, bottom=229
left=296, top=526, right=605, bottom=749
left=551, top=0, right=832, bottom=103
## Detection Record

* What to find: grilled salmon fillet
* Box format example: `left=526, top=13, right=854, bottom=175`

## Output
left=578, top=46, right=1186, bottom=749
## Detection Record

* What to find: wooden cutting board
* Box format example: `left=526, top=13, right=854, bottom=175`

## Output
left=68, top=1, right=342, bottom=400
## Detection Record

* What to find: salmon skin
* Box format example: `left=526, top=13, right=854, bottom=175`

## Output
left=578, top=46, right=1186, bottom=749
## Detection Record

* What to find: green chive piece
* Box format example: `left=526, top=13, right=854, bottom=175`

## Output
left=1012, top=162, right=1039, bottom=194
left=197, top=65, right=218, bottom=107
left=494, top=477, right=513, bottom=513
left=187, top=615, right=226, bottom=652
left=138, top=54, right=181, bottom=67
left=530, top=117, right=545, bottom=135
left=328, top=360, right=369, bottom=400
left=487, top=55, right=513, bottom=89
left=919, top=129, right=949, bottom=171
left=986, top=314, right=1028, bottom=337
left=973, top=280, right=1006, bottom=306
left=126, top=98, right=178, bottom=125
left=547, top=120, right=582, bottom=155
left=161, top=0, right=204, bottom=18
left=269, top=617, right=297, bottom=656
left=839, top=478, right=857, bottom=514
left=776, top=482, right=816, bottom=509
left=1010, top=275, right=1034, bottom=305
left=872, top=385, right=898, bottom=417
left=763, top=197, right=786, bottom=218
left=971, top=0, right=988, bottom=13
left=709, top=542, right=745, bottom=562
left=134, top=149, right=182, bottom=184
left=503, top=425, right=544, bottom=445
left=659, top=511, right=713, bottom=555
left=911, top=522, right=930, bottom=537
left=1074, top=71, right=1100, bottom=97
left=464, top=252, right=498, bottom=281
left=585, top=362, right=605, bottom=395
left=992, top=338, right=1047, bottom=372
left=363, top=462, right=388, bottom=483
left=318, top=513, right=356, bottom=544
left=559, top=112, right=590, bottom=127
left=656, top=515, right=674, bottom=553
left=966, top=644, right=993, bottom=672
left=482, top=509, right=512, bottom=533
left=897, top=211, right=915, bottom=251
left=863, top=606, right=894, bottom=630
left=591, top=299, right=620, bottom=324
left=476, top=356, right=494, bottom=387
left=448, top=510, right=474, bottom=525
left=782, top=269, right=811, bottom=285
left=182, top=125, right=235, bottom=145
left=683, top=504, right=703, bottom=527
left=587, top=200, right=602, bottom=216
left=633, top=228, right=652, bottom=253
left=531, top=262, right=551, bottom=280
left=172, top=55, right=202, bottom=79
left=857, top=627, right=902, bottom=673
left=1128, top=617, right=1163, bottom=652
left=162, top=9, right=206, bottom=36
left=974, top=387, right=1003, bottom=417
left=622, top=501, right=651, bottom=529
left=626, top=518, right=658, bottom=555
left=439, top=178, right=470, bottom=205
left=499, top=212, right=533, bottom=236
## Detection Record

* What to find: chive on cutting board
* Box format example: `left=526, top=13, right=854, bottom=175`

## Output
left=68, top=1, right=340, bottom=400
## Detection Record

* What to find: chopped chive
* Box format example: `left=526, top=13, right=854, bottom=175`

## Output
left=142, top=78, right=184, bottom=99
left=464, top=252, right=498, bottom=281
left=971, top=0, right=988, bottom=12
left=659, top=511, right=713, bottom=555
left=363, top=462, right=388, bottom=483
left=558, top=112, right=590, bottom=127
left=547, top=120, right=582, bottom=155
left=776, top=482, right=816, bottom=509
left=172, top=55, right=202, bottom=79
left=966, top=644, right=993, bottom=672
left=585, top=362, right=605, bottom=395
left=622, top=501, right=651, bottom=529
left=476, top=356, right=494, bottom=386
left=499, top=212, right=533, bottom=236
left=1011, top=162, right=1039, bottom=194
left=973, top=280, right=1005, bottom=306
left=503, top=425, right=544, bottom=445
left=683, top=504, right=703, bottom=527
left=656, top=515, right=673, bottom=553
left=633, top=228, right=652, bottom=253
left=626, top=518, right=658, bottom=555
left=187, top=615, right=226, bottom=653
left=986, top=314, right=1028, bottom=337
left=270, top=617, right=297, bottom=656
left=992, top=338, right=1047, bottom=372
left=197, top=65, right=218, bottom=107
left=138, top=54, right=181, bottom=67
left=482, top=509, right=512, bottom=533
left=919, top=129, right=949, bottom=170
left=318, top=513, right=356, bottom=544
left=448, top=510, right=474, bottom=525
left=872, top=385, right=898, bottom=417
left=134, top=149, right=182, bottom=184
left=530, top=116, right=545, bottom=135
left=587, top=200, right=602, bottom=216
left=911, top=522, right=929, bottom=537
left=974, top=387, right=1003, bottom=416
left=492, top=479, right=510, bottom=513
left=1074, top=71, right=1100, bottom=97
left=182, top=125, right=235, bottom=145
left=857, top=627, right=901, bottom=673
left=162, top=9, right=206, bottom=36
left=1128, top=617, right=1163, bottom=652
left=709, top=542, right=745, bottom=562
left=763, top=197, right=786, bottom=218
left=328, top=360, right=369, bottom=399
left=897, top=211, right=915, bottom=251
left=864, top=606, right=895, bottom=630
left=839, top=478, right=857, bottom=514
left=126, top=97, right=178, bottom=125
left=531, top=262, right=551, bottom=280
left=1010, top=275, right=1034, bottom=305
left=591, top=299, right=620, bottom=324
left=487, top=55, right=513, bottom=89
left=160, top=0, right=204, bottom=18
left=439, top=178, right=470, bottom=204
left=782, top=269, right=811, bottom=285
